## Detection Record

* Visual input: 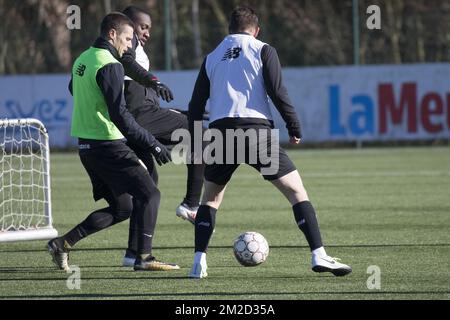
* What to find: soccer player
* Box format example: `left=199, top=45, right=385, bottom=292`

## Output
left=47, top=12, right=179, bottom=272
left=187, top=6, right=352, bottom=278
left=122, top=5, right=205, bottom=222
left=118, top=6, right=206, bottom=266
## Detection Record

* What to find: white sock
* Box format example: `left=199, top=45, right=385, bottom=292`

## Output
left=194, top=251, right=207, bottom=265
left=312, top=246, right=327, bottom=258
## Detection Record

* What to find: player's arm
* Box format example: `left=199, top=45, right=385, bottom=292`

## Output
left=262, top=45, right=302, bottom=142
left=188, top=58, right=210, bottom=133
left=188, top=58, right=210, bottom=156
left=120, top=35, right=173, bottom=102
left=68, top=77, right=73, bottom=96
left=96, top=63, right=171, bottom=165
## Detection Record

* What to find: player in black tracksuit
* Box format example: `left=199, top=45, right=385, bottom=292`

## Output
left=48, top=13, right=179, bottom=272
left=119, top=6, right=206, bottom=265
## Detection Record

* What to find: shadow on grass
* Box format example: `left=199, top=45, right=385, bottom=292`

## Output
left=1, top=243, right=450, bottom=253
left=1, top=290, right=449, bottom=299
left=0, top=275, right=193, bottom=282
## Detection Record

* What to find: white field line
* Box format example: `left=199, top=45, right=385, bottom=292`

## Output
left=52, top=170, right=450, bottom=182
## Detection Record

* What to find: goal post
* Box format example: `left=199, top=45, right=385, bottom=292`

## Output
left=0, top=118, right=57, bottom=242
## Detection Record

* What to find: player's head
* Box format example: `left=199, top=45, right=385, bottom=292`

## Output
left=100, top=12, right=134, bottom=57
left=228, top=6, right=260, bottom=37
left=123, top=6, right=152, bottom=46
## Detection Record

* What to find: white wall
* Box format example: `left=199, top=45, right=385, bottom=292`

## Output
left=1, top=63, right=449, bottom=147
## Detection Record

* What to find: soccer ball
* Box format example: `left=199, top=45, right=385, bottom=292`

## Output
left=233, top=231, right=269, bottom=267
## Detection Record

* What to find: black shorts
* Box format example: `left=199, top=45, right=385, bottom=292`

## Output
left=78, top=140, right=153, bottom=202
left=203, top=124, right=296, bottom=186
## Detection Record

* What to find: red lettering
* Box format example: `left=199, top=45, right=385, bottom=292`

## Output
left=420, top=93, right=443, bottom=133
left=379, top=83, right=417, bottom=134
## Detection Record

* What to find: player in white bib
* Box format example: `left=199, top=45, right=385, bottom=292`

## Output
left=188, top=6, right=352, bottom=279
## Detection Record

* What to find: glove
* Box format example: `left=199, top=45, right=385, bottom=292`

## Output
left=149, top=80, right=174, bottom=103
left=150, top=140, right=172, bottom=166
left=287, top=123, right=302, bottom=140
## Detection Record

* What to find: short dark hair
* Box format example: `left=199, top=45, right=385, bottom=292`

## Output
left=122, top=5, right=150, bottom=23
left=100, top=12, right=134, bottom=38
left=228, top=6, right=259, bottom=34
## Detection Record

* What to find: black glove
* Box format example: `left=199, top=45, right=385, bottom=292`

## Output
left=287, top=123, right=302, bottom=139
left=150, top=140, right=172, bottom=166
left=149, top=80, right=174, bottom=103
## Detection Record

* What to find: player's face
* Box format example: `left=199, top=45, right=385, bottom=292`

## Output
left=111, top=25, right=134, bottom=57
left=134, top=13, right=152, bottom=46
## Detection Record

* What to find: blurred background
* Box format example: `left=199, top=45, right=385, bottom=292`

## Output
left=0, top=0, right=448, bottom=73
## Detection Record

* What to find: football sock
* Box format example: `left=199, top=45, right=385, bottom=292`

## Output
left=194, top=205, right=217, bottom=252
left=127, top=179, right=161, bottom=255
left=184, top=137, right=207, bottom=208
left=64, top=208, right=127, bottom=247
left=125, top=248, right=137, bottom=258
left=127, top=199, right=139, bottom=255
left=183, top=162, right=205, bottom=208
left=194, top=251, right=207, bottom=264
left=135, top=188, right=160, bottom=255
left=293, top=201, right=324, bottom=251
left=64, top=194, right=133, bottom=247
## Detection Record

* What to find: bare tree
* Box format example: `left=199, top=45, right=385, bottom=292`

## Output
left=0, top=0, right=6, bottom=74
left=0, top=0, right=448, bottom=74
left=385, top=0, right=404, bottom=64
left=206, top=0, right=228, bottom=37
left=171, top=0, right=180, bottom=70
left=38, top=0, right=71, bottom=71
left=192, top=0, right=202, bottom=67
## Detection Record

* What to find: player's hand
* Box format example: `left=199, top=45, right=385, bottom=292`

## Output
left=289, top=136, right=301, bottom=145
left=150, top=140, right=172, bottom=166
left=150, top=80, right=174, bottom=102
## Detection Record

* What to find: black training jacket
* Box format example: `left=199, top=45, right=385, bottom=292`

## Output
left=69, top=37, right=158, bottom=150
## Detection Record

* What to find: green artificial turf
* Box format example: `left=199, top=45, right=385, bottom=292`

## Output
left=1, top=147, right=449, bottom=300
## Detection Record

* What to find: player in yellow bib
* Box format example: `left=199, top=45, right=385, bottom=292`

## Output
left=47, top=12, right=179, bottom=272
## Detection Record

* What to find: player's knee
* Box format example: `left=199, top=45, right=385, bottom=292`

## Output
left=138, top=186, right=161, bottom=205
left=151, top=188, right=161, bottom=203
left=113, top=198, right=134, bottom=222
left=287, top=186, right=308, bottom=204
left=201, top=191, right=224, bottom=209
left=114, top=210, right=132, bottom=223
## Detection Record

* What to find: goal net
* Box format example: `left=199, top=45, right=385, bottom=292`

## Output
left=0, top=118, right=57, bottom=242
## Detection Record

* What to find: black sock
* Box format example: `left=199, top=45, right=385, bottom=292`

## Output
left=63, top=207, right=115, bottom=247
left=135, top=189, right=160, bottom=255
left=293, top=201, right=323, bottom=251
left=194, top=205, right=217, bottom=252
left=64, top=194, right=133, bottom=247
left=127, top=198, right=139, bottom=255
left=183, top=163, right=205, bottom=208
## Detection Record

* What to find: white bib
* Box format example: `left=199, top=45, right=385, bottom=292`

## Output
left=205, top=34, right=272, bottom=123
left=124, top=40, right=150, bottom=81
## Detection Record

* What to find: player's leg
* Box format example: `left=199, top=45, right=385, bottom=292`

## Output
left=137, top=107, right=205, bottom=223
left=189, top=180, right=227, bottom=279
left=47, top=147, right=135, bottom=271
left=266, top=156, right=352, bottom=277
left=189, top=162, right=238, bottom=279
left=123, top=156, right=179, bottom=271
left=122, top=143, right=158, bottom=266
left=250, top=128, right=351, bottom=276
left=47, top=190, right=133, bottom=271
